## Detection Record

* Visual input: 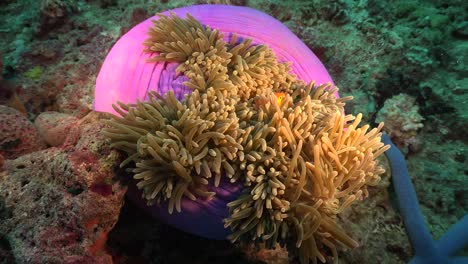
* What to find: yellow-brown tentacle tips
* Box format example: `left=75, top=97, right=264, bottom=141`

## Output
left=103, top=12, right=390, bottom=264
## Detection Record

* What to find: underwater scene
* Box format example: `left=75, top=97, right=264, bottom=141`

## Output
left=0, top=0, right=467, bottom=263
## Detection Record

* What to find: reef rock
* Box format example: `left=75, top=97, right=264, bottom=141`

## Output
left=376, top=93, right=424, bottom=153
left=0, top=105, right=46, bottom=159
left=0, top=112, right=126, bottom=263
left=34, top=111, right=78, bottom=146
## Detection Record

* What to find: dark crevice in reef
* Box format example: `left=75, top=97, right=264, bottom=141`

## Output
left=107, top=201, right=252, bottom=264
left=0, top=198, right=15, bottom=264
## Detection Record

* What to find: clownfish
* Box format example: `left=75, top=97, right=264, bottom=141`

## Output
left=275, top=92, right=286, bottom=106
left=254, top=92, right=287, bottom=108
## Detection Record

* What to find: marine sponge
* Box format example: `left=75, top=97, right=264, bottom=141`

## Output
left=376, top=93, right=423, bottom=152
left=102, top=11, right=389, bottom=264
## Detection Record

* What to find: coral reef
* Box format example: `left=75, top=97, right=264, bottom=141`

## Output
left=0, top=112, right=126, bottom=263
left=0, top=0, right=466, bottom=263
left=376, top=94, right=424, bottom=153
left=0, top=105, right=46, bottom=159
left=38, top=0, right=76, bottom=35
left=34, top=111, right=78, bottom=146
left=338, top=162, right=412, bottom=264
left=103, top=13, right=389, bottom=264
left=407, top=134, right=467, bottom=240
left=382, top=135, right=468, bottom=263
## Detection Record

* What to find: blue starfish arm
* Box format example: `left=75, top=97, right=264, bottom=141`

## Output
left=448, top=257, right=468, bottom=264
left=381, top=134, right=439, bottom=258
left=410, top=256, right=468, bottom=264
left=382, top=134, right=468, bottom=264
left=436, top=215, right=468, bottom=256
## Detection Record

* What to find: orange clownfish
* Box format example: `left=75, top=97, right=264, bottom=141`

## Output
left=254, top=92, right=287, bottom=108
left=275, top=92, right=286, bottom=106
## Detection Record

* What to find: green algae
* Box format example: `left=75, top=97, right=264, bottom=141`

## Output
left=24, top=66, right=43, bottom=80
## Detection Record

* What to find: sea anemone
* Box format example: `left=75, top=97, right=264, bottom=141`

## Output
left=98, top=5, right=389, bottom=264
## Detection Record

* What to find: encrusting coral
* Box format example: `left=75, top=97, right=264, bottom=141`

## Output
left=102, top=12, right=389, bottom=264
left=376, top=93, right=424, bottom=153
